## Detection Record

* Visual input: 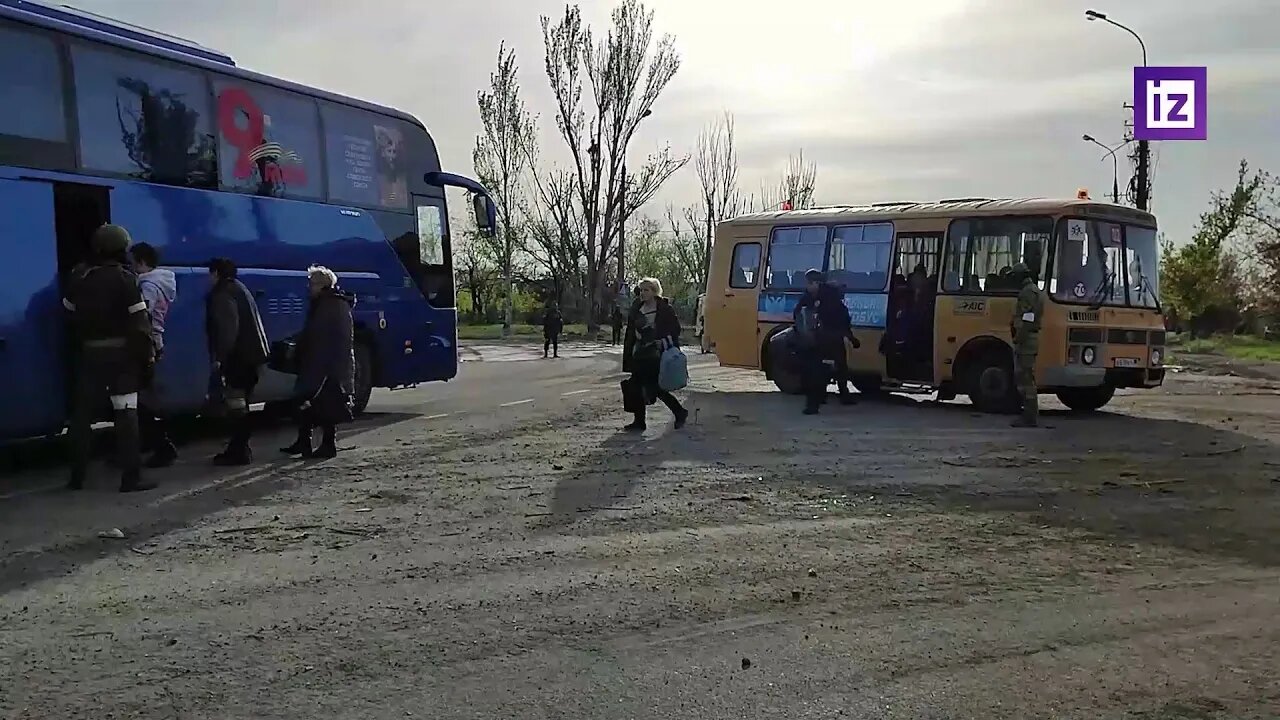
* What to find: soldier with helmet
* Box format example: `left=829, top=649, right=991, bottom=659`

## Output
left=1009, top=261, right=1044, bottom=428
left=62, top=224, right=157, bottom=492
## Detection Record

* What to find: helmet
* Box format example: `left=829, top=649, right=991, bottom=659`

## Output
left=90, top=224, right=132, bottom=256
left=1010, top=262, right=1030, bottom=274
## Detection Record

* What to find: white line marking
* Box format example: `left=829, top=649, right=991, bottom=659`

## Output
left=0, top=482, right=64, bottom=501
left=561, top=389, right=592, bottom=397
left=500, top=398, right=534, bottom=407
left=422, top=413, right=450, bottom=421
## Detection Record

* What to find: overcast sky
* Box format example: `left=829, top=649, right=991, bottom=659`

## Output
left=75, top=0, right=1280, bottom=243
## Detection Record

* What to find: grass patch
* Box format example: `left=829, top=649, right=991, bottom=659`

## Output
left=1168, top=333, right=1280, bottom=363
left=456, top=323, right=595, bottom=341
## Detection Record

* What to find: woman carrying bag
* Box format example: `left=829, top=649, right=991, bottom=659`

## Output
left=281, top=266, right=356, bottom=459
left=621, top=277, right=689, bottom=432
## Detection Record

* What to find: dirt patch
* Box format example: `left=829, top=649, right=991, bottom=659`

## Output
left=1, top=363, right=1277, bottom=718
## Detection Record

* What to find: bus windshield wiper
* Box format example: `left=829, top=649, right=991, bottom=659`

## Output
left=1135, top=273, right=1161, bottom=312
left=1087, top=272, right=1116, bottom=309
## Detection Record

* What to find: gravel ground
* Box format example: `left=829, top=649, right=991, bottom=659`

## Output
left=2, top=358, right=1278, bottom=719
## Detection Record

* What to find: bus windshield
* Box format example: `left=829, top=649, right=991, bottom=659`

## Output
left=1052, top=218, right=1160, bottom=309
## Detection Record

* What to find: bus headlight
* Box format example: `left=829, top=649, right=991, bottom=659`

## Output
left=1082, top=346, right=1096, bottom=365
left=1150, top=348, right=1162, bottom=366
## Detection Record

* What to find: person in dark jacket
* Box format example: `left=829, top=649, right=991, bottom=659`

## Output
left=542, top=302, right=564, bottom=358
left=63, top=224, right=157, bottom=493
left=206, top=257, right=270, bottom=465
left=794, top=269, right=856, bottom=414
left=281, top=266, right=356, bottom=459
left=131, top=242, right=179, bottom=468
left=621, top=277, right=689, bottom=431
left=610, top=303, right=624, bottom=345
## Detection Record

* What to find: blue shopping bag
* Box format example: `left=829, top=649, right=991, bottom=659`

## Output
left=658, top=345, right=688, bottom=392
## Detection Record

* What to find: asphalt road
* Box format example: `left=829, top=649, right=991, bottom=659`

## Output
left=2, top=346, right=1278, bottom=719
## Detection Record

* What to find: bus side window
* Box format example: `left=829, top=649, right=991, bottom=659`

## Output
left=729, top=243, right=761, bottom=288
left=943, top=217, right=1052, bottom=294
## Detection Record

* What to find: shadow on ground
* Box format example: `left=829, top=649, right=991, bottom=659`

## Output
left=0, top=410, right=418, bottom=593
left=563, top=385, right=1280, bottom=568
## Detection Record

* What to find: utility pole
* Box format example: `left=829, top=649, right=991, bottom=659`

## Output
left=1134, top=139, right=1150, bottom=211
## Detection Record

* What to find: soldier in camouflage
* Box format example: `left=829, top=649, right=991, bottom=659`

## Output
left=1009, top=262, right=1044, bottom=427
left=63, top=224, right=157, bottom=492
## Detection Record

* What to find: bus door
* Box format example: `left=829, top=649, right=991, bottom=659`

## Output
left=708, top=238, right=764, bottom=367
left=0, top=180, right=109, bottom=437
left=885, top=232, right=942, bottom=382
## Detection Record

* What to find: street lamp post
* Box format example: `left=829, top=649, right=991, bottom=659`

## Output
left=1081, top=133, right=1130, bottom=204
left=1085, top=9, right=1151, bottom=212
left=615, top=109, right=653, bottom=304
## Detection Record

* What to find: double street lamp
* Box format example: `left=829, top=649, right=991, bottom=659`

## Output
left=1081, top=134, right=1130, bottom=204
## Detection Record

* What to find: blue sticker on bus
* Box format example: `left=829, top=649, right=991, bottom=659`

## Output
left=757, top=291, right=887, bottom=328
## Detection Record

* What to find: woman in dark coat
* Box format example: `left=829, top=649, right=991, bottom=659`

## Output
left=622, top=277, right=688, bottom=431
left=281, top=266, right=356, bottom=459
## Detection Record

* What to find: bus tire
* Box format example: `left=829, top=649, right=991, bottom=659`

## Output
left=1056, top=385, right=1115, bottom=412
left=965, top=348, right=1019, bottom=414
left=763, top=331, right=805, bottom=395
left=352, top=342, right=374, bottom=416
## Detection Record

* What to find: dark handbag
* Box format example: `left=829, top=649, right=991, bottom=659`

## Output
left=621, top=378, right=645, bottom=412
left=203, top=369, right=228, bottom=418
left=305, top=380, right=354, bottom=425
left=268, top=337, right=300, bottom=374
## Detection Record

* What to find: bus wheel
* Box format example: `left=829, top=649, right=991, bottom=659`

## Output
left=352, top=342, right=374, bottom=416
left=966, top=351, right=1019, bottom=414
left=1056, top=385, right=1115, bottom=412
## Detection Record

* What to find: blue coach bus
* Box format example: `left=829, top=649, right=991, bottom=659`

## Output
left=0, top=0, right=496, bottom=441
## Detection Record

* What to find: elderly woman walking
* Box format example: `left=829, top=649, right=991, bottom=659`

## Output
left=622, top=277, right=689, bottom=431
left=281, top=266, right=356, bottom=459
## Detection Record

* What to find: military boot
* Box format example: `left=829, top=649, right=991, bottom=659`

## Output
left=115, top=410, right=157, bottom=493
left=312, top=427, right=338, bottom=460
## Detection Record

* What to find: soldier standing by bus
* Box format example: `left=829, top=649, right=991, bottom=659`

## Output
left=63, top=224, right=157, bottom=493
left=1009, top=262, right=1044, bottom=428
left=794, top=269, right=856, bottom=415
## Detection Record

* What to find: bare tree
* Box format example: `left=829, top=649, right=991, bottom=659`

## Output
left=541, top=0, right=687, bottom=332
left=759, top=150, right=818, bottom=211
left=474, top=42, right=537, bottom=337
left=454, top=228, right=499, bottom=323
left=523, top=166, right=586, bottom=311
left=681, top=111, right=744, bottom=291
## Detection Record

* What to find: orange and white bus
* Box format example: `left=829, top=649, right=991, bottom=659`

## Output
left=704, top=197, right=1165, bottom=412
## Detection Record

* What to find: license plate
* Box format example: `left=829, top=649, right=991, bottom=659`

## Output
left=1114, top=357, right=1141, bottom=368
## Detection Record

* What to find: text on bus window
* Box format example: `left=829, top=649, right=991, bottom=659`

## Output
left=321, top=103, right=411, bottom=211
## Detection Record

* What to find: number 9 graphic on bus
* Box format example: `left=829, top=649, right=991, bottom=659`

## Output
left=217, top=86, right=307, bottom=192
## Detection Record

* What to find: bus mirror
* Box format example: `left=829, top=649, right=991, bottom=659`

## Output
left=473, top=193, right=496, bottom=236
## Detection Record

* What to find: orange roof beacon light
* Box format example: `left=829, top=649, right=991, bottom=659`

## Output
left=1077, top=187, right=1091, bottom=200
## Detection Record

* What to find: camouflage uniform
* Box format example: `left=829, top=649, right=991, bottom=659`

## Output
left=1009, top=262, right=1043, bottom=427
left=63, top=225, right=156, bottom=492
